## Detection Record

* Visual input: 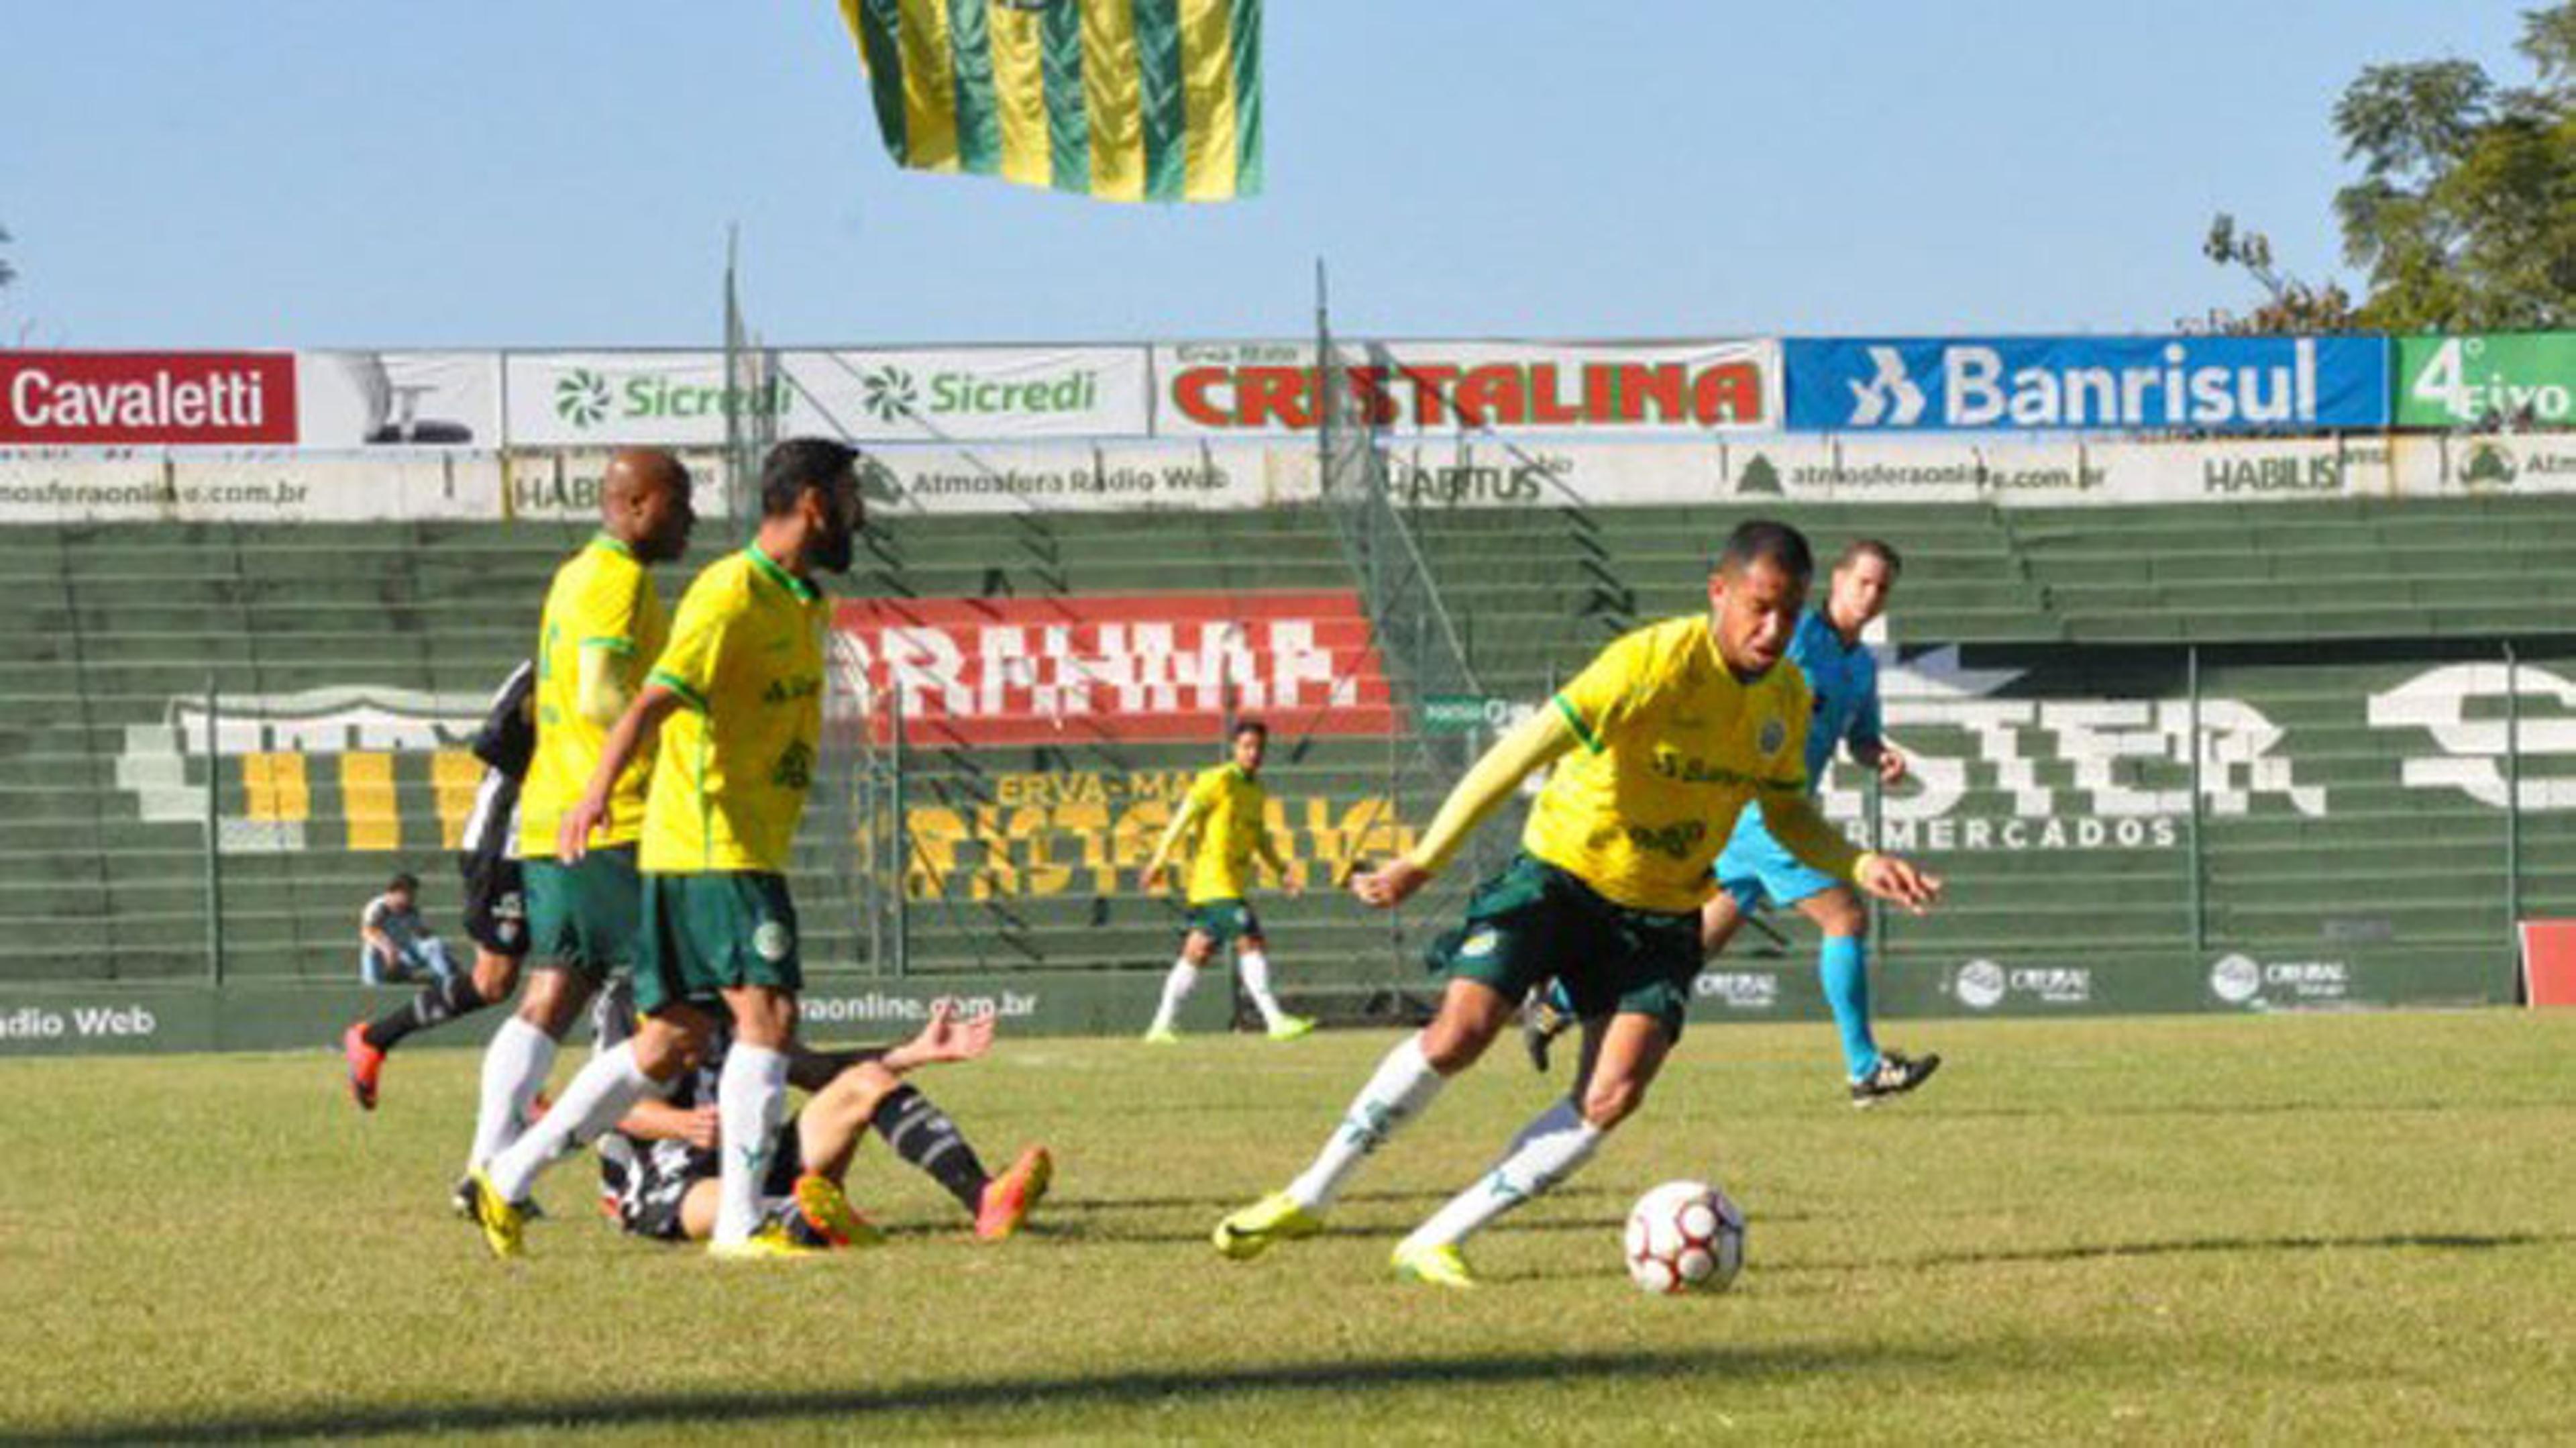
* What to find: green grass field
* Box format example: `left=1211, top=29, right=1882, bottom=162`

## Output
left=5, top=1011, right=2574, bottom=1443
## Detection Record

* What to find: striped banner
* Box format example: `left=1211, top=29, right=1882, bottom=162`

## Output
left=838, top=0, right=1263, bottom=203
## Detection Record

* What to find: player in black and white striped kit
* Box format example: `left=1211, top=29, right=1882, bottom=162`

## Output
left=341, top=662, right=535, bottom=1111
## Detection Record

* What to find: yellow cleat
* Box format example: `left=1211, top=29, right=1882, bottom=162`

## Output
left=1391, top=1240, right=1479, bottom=1290
left=1142, top=1026, right=1181, bottom=1044
left=1265, top=1015, right=1318, bottom=1042
left=708, top=1225, right=822, bottom=1260
left=464, top=1168, right=525, bottom=1261
left=1212, top=1189, right=1324, bottom=1261
left=790, top=1172, right=885, bottom=1250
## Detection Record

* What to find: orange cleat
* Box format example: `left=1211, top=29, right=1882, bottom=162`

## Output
left=974, top=1145, right=1054, bottom=1241
left=341, top=1022, right=384, bottom=1111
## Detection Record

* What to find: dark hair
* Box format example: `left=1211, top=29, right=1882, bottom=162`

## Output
left=759, top=437, right=861, bottom=518
left=1717, top=519, right=1814, bottom=581
left=1232, top=719, right=1269, bottom=743
left=1836, top=537, right=1903, bottom=578
left=388, top=872, right=419, bottom=894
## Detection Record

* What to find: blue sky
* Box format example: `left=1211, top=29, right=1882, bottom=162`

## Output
left=0, top=3, right=2533, bottom=349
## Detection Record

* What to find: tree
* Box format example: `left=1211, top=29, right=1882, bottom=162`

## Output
left=2197, top=213, right=2359, bottom=333
left=2330, top=5, right=2576, bottom=329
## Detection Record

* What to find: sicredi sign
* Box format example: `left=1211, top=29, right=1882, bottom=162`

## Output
left=504, top=349, right=1151, bottom=447
left=0, top=352, right=298, bottom=446
left=1785, top=336, right=2390, bottom=433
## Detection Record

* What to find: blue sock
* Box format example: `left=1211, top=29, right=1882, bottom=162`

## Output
left=1819, top=935, right=1878, bottom=1080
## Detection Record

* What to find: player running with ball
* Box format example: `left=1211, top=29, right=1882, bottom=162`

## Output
left=1212, top=520, right=1943, bottom=1289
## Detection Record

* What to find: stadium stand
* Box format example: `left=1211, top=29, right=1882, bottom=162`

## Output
left=1, top=493, right=2567, bottom=1017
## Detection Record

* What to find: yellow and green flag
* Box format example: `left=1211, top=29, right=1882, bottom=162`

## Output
left=837, top=0, right=1262, bottom=203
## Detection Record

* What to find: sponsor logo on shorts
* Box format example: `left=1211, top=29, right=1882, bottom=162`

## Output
left=1459, top=929, right=1499, bottom=960
left=753, top=921, right=794, bottom=963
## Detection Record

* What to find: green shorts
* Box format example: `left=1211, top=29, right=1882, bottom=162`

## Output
left=523, top=846, right=641, bottom=980
left=1181, top=897, right=1263, bottom=948
left=631, top=871, right=803, bottom=1016
left=1424, top=852, right=1703, bottom=1041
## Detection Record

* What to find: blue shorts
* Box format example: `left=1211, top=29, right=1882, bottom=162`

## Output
left=1713, top=807, right=1841, bottom=913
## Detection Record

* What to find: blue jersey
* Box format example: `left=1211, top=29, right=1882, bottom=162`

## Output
left=1785, top=609, right=1881, bottom=790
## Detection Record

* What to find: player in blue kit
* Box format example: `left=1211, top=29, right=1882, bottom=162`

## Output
left=1527, top=538, right=1938, bottom=1106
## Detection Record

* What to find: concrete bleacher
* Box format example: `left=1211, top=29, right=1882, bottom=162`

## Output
left=0, top=488, right=2563, bottom=1014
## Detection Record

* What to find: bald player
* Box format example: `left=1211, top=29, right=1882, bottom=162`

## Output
left=460, top=448, right=696, bottom=1194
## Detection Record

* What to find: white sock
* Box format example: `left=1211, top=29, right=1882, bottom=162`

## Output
left=468, top=1017, right=557, bottom=1172
left=712, top=1043, right=790, bottom=1245
left=1236, top=948, right=1287, bottom=1029
left=485, top=1040, right=651, bottom=1203
left=1287, top=1033, right=1444, bottom=1210
left=1148, top=958, right=1199, bottom=1034
left=1401, top=1098, right=1605, bottom=1253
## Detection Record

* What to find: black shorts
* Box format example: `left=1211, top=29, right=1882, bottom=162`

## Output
left=460, top=853, right=529, bottom=960
left=614, top=1115, right=804, bottom=1243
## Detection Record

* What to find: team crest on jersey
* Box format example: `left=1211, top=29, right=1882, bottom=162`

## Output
left=1758, top=716, right=1788, bottom=757
left=754, top=921, right=794, bottom=962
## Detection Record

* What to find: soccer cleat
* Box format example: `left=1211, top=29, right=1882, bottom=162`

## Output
left=1142, top=1026, right=1180, bottom=1044
left=975, top=1145, right=1055, bottom=1241
left=708, top=1224, right=822, bottom=1260
left=1849, top=1049, right=1942, bottom=1108
left=787, top=1172, right=885, bottom=1250
left=1391, top=1240, right=1479, bottom=1290
left=1519, top=992, right=1570, bottom=1075
left=1212, top=1189, right=1324, bottom=1261
left=463, top=1168, right=525, bottom=1259
left=341, top=1022, right=385, bottom=1110
left=1265, top=1015, right=1317, bottom=1042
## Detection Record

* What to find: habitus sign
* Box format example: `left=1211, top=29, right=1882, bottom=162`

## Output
left=1786, top=336, right=2390, bottom=433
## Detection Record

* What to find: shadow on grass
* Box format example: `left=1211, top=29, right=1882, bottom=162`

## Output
left=1779, top=1229, right=2570, bottom=1274
left=15, top=1343, right=1964, bottom=1444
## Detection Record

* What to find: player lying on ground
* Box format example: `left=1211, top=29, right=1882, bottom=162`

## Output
left=1213, top=519, right=1943, bottom=1288
left=1525, top=537, right=1940, bottom=1106
left=1140, top=719, right=1313, bottom=1042
left=597, top=992, right=1052, bottom=1245
left=342, top=660, right=536, bottom=1113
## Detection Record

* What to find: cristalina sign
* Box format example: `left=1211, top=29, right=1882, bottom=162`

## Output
left=1150, top=340, right=1779, bottom=436
left=834, top=591, right=1399, bottom=747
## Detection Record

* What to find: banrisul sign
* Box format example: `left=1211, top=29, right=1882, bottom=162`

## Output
left=1785, top=336, right=2390, bottom=433
left=2396, top=334, right=2576, bottom=429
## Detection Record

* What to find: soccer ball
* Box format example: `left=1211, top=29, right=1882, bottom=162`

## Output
left=1623, top=1179, right=1745, bottom=1294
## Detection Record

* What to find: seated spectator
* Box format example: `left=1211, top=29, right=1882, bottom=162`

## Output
left=359, top=872, right=460, bottom=988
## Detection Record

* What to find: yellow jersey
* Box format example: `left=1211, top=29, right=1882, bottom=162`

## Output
left=1523, top=615, right=1817, bottom=912
left=1175, top=763, right=1282, bottom=904
left=520, top=535, right=667, bottom=854
left=638, top=546, right=828, bottom=875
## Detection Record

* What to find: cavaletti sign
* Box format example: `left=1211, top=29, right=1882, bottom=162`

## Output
left=0, top=352, right=298, bottom=446
left=1152, top=340, right=1780, bottom=437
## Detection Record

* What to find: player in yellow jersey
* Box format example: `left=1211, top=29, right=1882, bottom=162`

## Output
left=460, top=449, right=693, bottom=1195
left=1213, top=521, right=1943, bottom=1288
left=1139, top=720, right=1313, bottom=1042
left=466, top=438, right=1049, bottom=1259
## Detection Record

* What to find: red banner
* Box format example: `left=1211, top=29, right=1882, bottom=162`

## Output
left=836, top=591, right=1397, bottom=746
left=0, top=352, right=297, bottom=445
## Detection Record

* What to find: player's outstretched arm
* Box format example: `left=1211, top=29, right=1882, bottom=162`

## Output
left=881, top=999, right=997, bottom=1072
left=1352, top=705, right=1576, bottom=911
left=1757, top=790, right=1943, bottom=915
left=1140, top=798, right=1199, bottom=894
left=556, top=682, right=683, bottom=862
